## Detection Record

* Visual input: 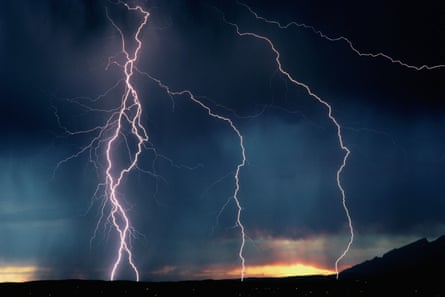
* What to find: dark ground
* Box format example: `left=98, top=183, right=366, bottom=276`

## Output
left=1, top=276, right=444, bottom=297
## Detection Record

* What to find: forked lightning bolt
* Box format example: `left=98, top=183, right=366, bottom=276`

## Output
left=104, top=2, right=149, bottom=281
left=221, top=14, right=353, bottom=279
left=137, top=71, right=248, bottom=281
left=56, top=1, right=150, bottom=281
left=238, top=2, right=445, bottom=71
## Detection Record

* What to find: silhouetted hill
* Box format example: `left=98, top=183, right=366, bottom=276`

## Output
left=340, top=235, right=445, bottom=280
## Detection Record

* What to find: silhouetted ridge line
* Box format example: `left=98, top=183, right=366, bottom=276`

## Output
left=341, top=235, right=445, bottom=279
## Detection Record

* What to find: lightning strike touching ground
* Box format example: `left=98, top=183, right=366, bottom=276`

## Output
left=138, top=71, right=248, bottom=281
left=221, top=14, right=353, bottom=279
left=103, top=1, right=150, bottom=281
left=54, top=1, right=150, bottom=281
left=238, top=2, right=445, bottom=71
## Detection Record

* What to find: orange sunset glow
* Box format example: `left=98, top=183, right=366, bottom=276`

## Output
left=228, top=262, right=335, bottom=278
left=0, top=265, right=41, bottom=283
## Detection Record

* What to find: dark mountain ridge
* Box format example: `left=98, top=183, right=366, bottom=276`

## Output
left=340, top=235, right=445, bottom=280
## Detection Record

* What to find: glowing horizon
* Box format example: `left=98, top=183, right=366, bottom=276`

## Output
left=229, top=262, right=335, bottom=278
left=0, top=265, right=45, bottom=283
left=174, top=262, right=337, bottom=280
left=0, top=262, right=334, bottom=283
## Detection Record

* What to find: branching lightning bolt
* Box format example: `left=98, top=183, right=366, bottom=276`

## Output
left=55, top=1, right=150, bottom=281
left=220, top=13, right=353, bottom=279
left=104, top=1, right=150, bottom=281
left=137, top=71, right=248, bottom=281
left=238, top=1, right=445, bottom=71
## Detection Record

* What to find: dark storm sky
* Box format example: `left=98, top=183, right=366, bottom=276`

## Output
left=0, top=0, right=444, bottom=281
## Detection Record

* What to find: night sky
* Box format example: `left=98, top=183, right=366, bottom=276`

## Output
left=1, top=0, right=444, bottom=282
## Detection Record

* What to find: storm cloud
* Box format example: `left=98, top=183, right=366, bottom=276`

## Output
left=1, top=0, right=444, bottom=281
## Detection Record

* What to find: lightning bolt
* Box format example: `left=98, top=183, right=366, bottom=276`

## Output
left=238, top=1, right=445, bottom=71
left=136, top=70, right=248, bottom=281
left=102, top=1, right=150, bottom=281
left=54, top=1, right=150, bottom=281
left=219, top=12, right=353, bottom=279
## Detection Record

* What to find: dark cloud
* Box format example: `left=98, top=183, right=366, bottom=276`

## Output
left=1, top=0, right=444, bottom=281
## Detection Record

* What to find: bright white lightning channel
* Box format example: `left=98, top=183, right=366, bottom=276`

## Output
left=220, top=12, right=353, bottom=279
left=137, top=71, right=248, bottom=281
left=55, top=1, right=150, bottom=281
left=238, top=1, right=445, bottom=71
